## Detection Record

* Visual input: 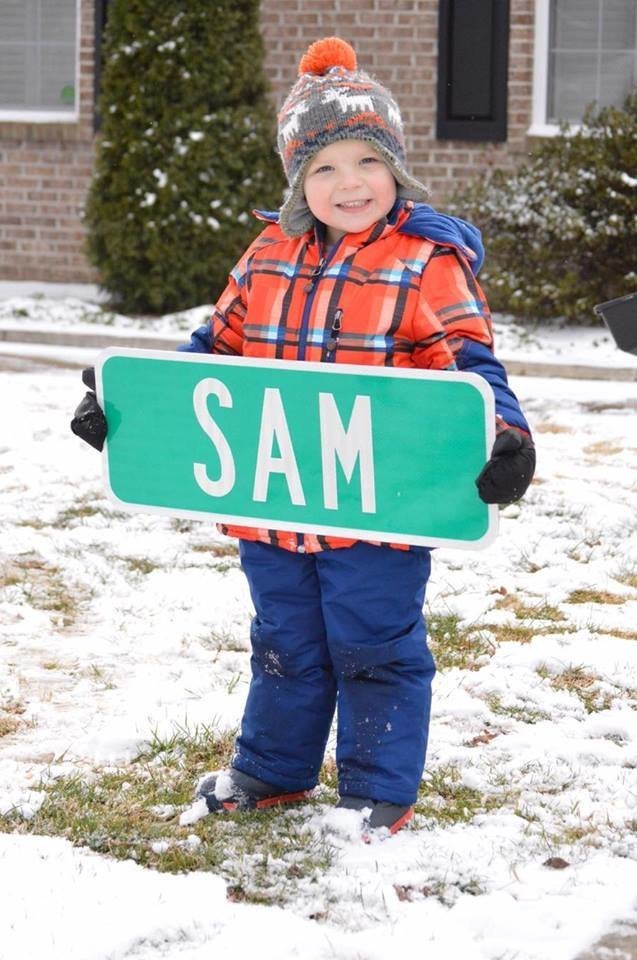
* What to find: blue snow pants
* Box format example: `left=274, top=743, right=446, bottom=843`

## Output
left=232, top=540, right=436, bottom=807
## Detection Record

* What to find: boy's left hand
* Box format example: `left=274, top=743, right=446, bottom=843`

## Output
left=476, top=428, right=536, bottom=504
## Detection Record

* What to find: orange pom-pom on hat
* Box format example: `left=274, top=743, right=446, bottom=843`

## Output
left=277, top=36, right=430, bottom=236
left=298, top=37, right=357, bottom=76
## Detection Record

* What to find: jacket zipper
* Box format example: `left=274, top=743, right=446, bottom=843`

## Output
left=296, top=241, right=342, bottom=551
left=298, top=257, right=325, bottom=360
left=298, top=238, right=342, bottom=360
left=324, top=308, right=343, bottom=362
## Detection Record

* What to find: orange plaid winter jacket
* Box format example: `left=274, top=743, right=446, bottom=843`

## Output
left=180, top=200, right=529, bottom=552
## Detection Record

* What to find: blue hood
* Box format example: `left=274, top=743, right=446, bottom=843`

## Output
left=398, top=203, right=484, bottom=275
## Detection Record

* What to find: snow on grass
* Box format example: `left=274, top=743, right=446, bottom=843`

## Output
left=0, top=292, right=212, bottom=335
left=0, top=336, right=636, bottom=958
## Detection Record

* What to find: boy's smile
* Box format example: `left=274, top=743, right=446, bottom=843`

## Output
left=303, top=139, right=397, bottom=245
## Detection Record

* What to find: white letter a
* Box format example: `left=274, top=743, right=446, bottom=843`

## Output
left=253, top=388, right=306, bottom=505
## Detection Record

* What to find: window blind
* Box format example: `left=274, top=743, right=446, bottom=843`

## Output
left=0, top=0, right=76, bottom=113
left=548, top=0, right=636, bottom=122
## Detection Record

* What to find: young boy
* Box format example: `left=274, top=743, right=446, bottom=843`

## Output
left=72, top=37, right=535, bottom=836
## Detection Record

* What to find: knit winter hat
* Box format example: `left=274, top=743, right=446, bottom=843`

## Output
left=277, top=37, right=430, bottom=236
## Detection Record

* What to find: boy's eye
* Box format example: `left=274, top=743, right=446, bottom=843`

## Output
left=312, top=164, right=333, bottom=174
left=360, top=156, right=379, bottom=164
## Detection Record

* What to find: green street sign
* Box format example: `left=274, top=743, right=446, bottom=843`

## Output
left=96, top=349, right=497, bottom=549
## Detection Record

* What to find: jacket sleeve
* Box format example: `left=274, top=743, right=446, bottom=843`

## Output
left=178, top=227, right=275, bottom=355
left=178, top=273, right=247, bottom=356
left=420, top=247, right=531, bottom=434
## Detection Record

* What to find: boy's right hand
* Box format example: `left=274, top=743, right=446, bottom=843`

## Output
left=70, top=367, right=107, bottom=451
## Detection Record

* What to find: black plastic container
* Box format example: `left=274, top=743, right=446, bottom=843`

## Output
left=594, top=292, right=637, bottom=355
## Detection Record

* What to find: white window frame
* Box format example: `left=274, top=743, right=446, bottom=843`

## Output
left=529, top=0, right=568, bottom=136
left=0, top=0, right=81, bottom=123
left=530, top=0, right=637, bottom=137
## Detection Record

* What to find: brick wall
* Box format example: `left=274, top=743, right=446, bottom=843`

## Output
left=0, top=0, right=536, bottom=285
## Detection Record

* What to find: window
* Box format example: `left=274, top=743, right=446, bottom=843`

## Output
left=532, top=0, right=637, bottom=134
left=0, top=0, right=79, bottom=122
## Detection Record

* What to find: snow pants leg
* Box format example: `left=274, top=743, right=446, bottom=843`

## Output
left=233, top=540, right=435, bottom=807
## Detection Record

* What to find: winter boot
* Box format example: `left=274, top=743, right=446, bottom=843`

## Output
left=337, top=796, right=414, bottom=837
left=196, top=768, right=312, bottom=813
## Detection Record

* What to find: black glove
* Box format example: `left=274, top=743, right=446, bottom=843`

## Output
left=476, top=428, right=536, bottom=504
left=70, top=367, right=107, bottom=451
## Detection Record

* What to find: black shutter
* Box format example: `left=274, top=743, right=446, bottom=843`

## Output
left=436, top=0, right=510, bottom=142
left=93, top=0, right=110, bottom=131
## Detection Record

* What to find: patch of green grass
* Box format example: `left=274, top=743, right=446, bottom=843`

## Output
left=198, top=629, right=248, bottom=655
left=589, top=627, right=637, bottom=641
left=517, top=551, right=548, bottom=573
left=2, top=554, right=89, bottom=628
left=496, top=597, right=567, bottom=623
left=0, top=723, right=336, bottom=904
left=486, top=694, right=550, bottom=725
left=121, top=556, right=163, bottom=575
left=487, top=623, right=536, bottom=644
left=426, top=613, right=495, bottom=671
left=566, top=589, right=626, bottom=605
left=476, top=595, right=576, bottom=646
left=134, top=722, right=235, bottom=767
left=536, top=664, right=614, bottom=714
left=548, top=823, right=598, bottom=847
left=583, top=440, right=623, bottom=456
left=1, top=553, right=47, bottom=587
left=393, top=875, right=486, bottom=905
left=52, top=494, right=128, bottom=529
left=615, top=572, right=637, bottom=589
left=188, top=542, right=239, bottom=573
left=53, top=503, right=102, bottom=527
left=415, top=764, right=513, bottom=825
left=534, top=420, right=572, bottom=434
left=24, top=575, right=80, bottom=627
left=0, top=715, right=23, bottom=737
left=171, top=519, right=195, bottom=534
left=190, top=542, right=239, bottom=557
left=427, top=599, right=576, bottom=663
left=88, top=664, right=117, bottom=691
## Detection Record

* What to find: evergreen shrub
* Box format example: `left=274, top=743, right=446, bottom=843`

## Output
left=85, top=0, right=285, bottom=314
left=448, top=91, right=637, bottom=323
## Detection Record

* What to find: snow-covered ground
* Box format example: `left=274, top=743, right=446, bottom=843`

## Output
left=1, top=292, right=636, bottom=960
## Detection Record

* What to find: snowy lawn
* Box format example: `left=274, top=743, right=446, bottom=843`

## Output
left=1, top=303, right=636, bottom=960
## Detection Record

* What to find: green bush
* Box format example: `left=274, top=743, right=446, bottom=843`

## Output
left=448, top=91, right=637, bottom=323
left=85, top=0, right=285, bottom=314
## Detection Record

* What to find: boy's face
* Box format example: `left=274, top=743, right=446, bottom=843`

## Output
left=303, top=139, right=397, bottom=245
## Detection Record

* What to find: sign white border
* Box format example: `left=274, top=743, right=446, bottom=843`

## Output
left=95, top=348, right=499, bottom=551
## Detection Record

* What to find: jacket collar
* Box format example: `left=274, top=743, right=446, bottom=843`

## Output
left=254, top=201, right=410, bottom=249
left=253, top=200, right=483, bottom=273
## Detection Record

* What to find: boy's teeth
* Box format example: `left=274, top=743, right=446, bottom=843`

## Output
left=340, top=200, right=367, bottom=208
